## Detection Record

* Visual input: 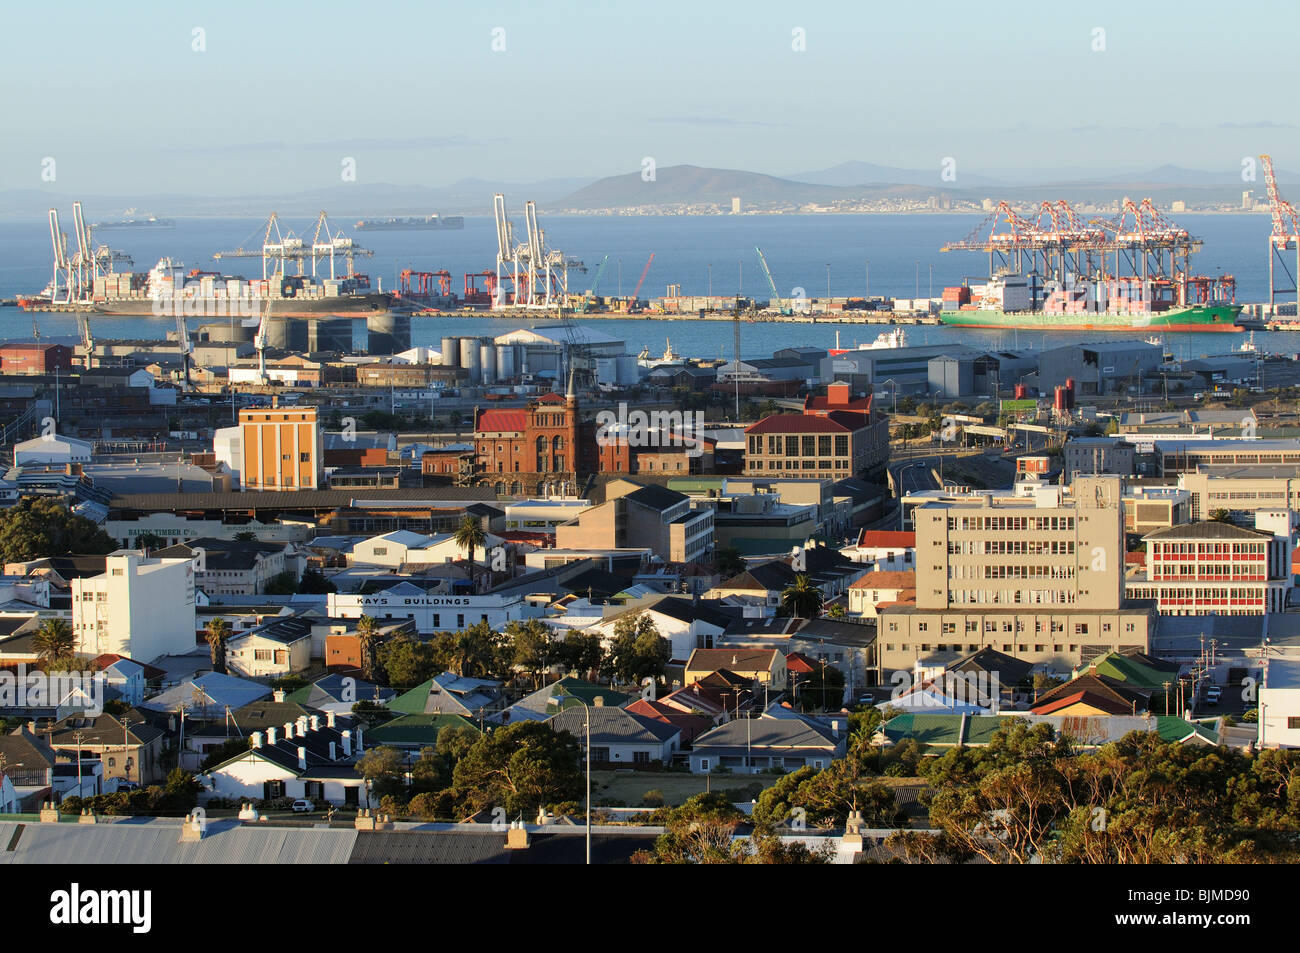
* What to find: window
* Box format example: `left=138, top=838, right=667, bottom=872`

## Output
left=700, top=759, right=710, bottom=771
left=632, top=751, right=650, bottom=764
left=1289, top=717, right=1300, bottom=730
left=300, top=452, right=310, bottom=462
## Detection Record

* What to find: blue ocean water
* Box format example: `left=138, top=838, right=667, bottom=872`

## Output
left=0, top=212, right=1291, bottom=360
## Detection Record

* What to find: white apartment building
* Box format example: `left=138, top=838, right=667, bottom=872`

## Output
left=72, top=552, right=198, bottom=663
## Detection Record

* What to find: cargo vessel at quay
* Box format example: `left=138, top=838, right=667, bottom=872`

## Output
left=939, top=197, right=1242, bottom=332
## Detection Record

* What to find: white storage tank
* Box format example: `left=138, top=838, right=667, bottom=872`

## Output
left=496, top=344, right=517, bottom=380
left=460, top=337, right=481, bottom=380
left=442, top=336, right=460, bottom=367
left=480, top=344, right=497, bottom=385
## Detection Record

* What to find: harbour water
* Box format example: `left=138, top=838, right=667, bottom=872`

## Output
left=0, top=212, right=1292, bottom=361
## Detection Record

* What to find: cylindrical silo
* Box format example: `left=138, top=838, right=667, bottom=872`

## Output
left=480, top=343, right=497, bottom=385
left=442, top=336, right=460, bottom=367
left=460, top=337, right=481, bottom=381
left=496, top=344, right=517, bottom=380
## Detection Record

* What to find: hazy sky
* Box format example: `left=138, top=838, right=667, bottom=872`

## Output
left=2, top=0, right=1295, bottom=196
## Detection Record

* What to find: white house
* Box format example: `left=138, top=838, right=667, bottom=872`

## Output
left=204, top=715, right=368, bottom=806
left=349, top=530, right=506, bottom=570
left=0, top=771, right=18, bottom=813
left=226, top=617, right=313, bottom=679
left=71, top=551, right=198, bottom=663
left=98, top=657, right=148, bottom=706
left=582, top=595, right=731, bottom=662
left=846, top=570, right=915, bottom=619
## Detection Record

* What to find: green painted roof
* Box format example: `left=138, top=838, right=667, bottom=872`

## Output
left=388, top=678, right=439, bottom=715
left=881, top=713, right=1010, bottom=746
left=1078, top=652, right=1174, bottom=691
left=537, top=677, right=630, bottom=715
left=366, top=713, right=479, bottom=745
left=1155, top=716, right=1219, bottom=744
left=666, top=477, right=726, bottom=494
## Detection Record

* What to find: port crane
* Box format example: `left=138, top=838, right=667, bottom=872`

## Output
left=253, top=295, right=272, bottom=386
left=1260, top=154, right=1300, bottom=315
left=578, top=254, right=610, bottom=312
left=214, top=212, right=373, bottom=281
left=492, top=195, right=582, bottom=309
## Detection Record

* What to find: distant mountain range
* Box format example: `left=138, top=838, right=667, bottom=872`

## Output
left=2, top=162, right=1295, bottom=220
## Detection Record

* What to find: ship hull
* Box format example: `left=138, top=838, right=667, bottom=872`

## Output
left=18, top=293, right=393, bottom=317
left=939, top=304, right=1242, bottom=332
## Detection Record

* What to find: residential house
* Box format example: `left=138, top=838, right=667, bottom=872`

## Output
left=155, top=538, right=293, bottom=596
left=285, top=673, right=398, bottom=715
left=582, top=595, right=731, bottom=663
left=689, top=713, right=847, bottom=773
left=547, top=706, right=682, bottom=766
left=204, top=712, right=367, bottom=805
left=46, top=712, right=167, bottom=785
left=389, top=672, right=504, bottom=719
left=226, top=616, right=313, bottom=678
left=685, top=647, right=788, bottom=692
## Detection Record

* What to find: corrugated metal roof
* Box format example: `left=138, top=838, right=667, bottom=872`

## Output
left=0, top=819, right=358, bottom=865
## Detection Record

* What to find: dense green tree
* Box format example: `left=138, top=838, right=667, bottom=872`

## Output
left=714, top=547, right=746, bottom=579
left=507, top=618, right=554, bottom=688
left=453, top=515, right=488, bottom=592
left=355, top=745, right=406, bottom=806
left=451, top=721, right=582, bottom=817
left=0, top=497, right=117, bottom=563
left=555, top=630, right=604, bottom=678
left=355, top=614, right=382, bottom=683
left=297, top=568, right=336, bottom=594
left=134, top=532, right=165, bottom=551
left=379, top=635, right=445, bottom=689
left=604, top=612, right=669, bottom=685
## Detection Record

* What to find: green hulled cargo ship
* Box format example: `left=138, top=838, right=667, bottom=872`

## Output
left=939, top=302, right=1242, bottom=332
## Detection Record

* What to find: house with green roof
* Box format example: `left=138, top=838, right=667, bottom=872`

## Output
left=1074, top=651, right=1180, bottom=693
left=879, top=712, right=1220, bottom=749
left=365, top=713, right=479, bottom=749
left=494, top=676, right=630, bottom=724
left=388, top=672, right=503, bottom=718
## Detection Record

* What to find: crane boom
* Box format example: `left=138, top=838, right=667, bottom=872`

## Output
left=754, top=246, right=779, bottom=299
left=632, top=252, right=654, bottom=301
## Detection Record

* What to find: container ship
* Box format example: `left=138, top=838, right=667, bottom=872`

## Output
left=939, top=275, right=1242, bottom=332
left=18, top=257, right=392, bottom=317
left=354, top=214, right=464, bottom=231
left=91, top=210, right=174, bottom=229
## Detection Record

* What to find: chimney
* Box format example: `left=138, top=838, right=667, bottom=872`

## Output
left=251, top=731, right=263, bottom=748
left=283, top=721, right=294, bottom=740
left=328, top=741, right=336, bottom=760
left=296, top=716, right=309, bottom=737
left=309, top=715, right=320, bottom=732
left=297, top=746, right=307, bottom=771
left=326, top=711, right=337, bottom=728
left=341, top=730, right=352, bottom=756
left=265, top=727, right=276, bottom=746
left=272, top=689, right=286, bottom=703
left=355, top=726, right=364, bottom=752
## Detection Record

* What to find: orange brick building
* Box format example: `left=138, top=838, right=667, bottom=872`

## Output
left=239, top=404, right=322, bottom=491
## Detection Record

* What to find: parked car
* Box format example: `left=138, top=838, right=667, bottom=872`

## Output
left=1205, top=686, right=1222, bottom=706
left=291, top=799, right=315, bottom=813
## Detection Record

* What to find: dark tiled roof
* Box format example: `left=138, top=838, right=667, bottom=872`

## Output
left=1144, top=521, right=1273, bottom=541
left=623, top=484, right=688, bottom=512
left=548, top=706, right=681, bottom=745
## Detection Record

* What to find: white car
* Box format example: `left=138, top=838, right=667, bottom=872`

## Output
left=1205, top=687, right=1222, bottom=706
left=291, top=799, right=315, bottom=813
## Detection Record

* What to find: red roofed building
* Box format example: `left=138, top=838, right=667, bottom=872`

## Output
left=744, top=408, right=889, bottom=481
left=624, top=698, right=714, bottom=745
left=847, top=569, right=917, bottom=618
left=471, top=386, right=597, bottom=494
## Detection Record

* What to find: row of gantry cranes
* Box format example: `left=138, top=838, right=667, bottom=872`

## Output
left=939, top=153, right=1300, bottom=314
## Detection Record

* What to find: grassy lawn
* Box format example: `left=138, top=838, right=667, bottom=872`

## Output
left=589, top=770, right=784, bottom=807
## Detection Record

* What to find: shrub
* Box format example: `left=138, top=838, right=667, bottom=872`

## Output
left=641, top=789, right=665, bottom=808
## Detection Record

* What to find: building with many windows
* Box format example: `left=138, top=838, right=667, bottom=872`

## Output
left=877, top=476, right=1152, bottom=676
left=71, top=551, right=198, bottom=663
left=1126, top=521, right=1290, bottom=615
left=238, top=404, right=322, bottom=491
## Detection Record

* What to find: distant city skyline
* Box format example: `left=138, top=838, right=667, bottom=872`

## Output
left=3, top=0, right=1297, bottom=197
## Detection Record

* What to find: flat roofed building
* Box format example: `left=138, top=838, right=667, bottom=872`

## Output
left=1126, top=521, right=1289, bottom=615
left=239, top=405, right=322, bottom=491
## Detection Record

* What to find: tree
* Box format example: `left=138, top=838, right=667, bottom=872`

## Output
left=0, top=497, right=117, bottom=564
left=825, top=602, right=847, bottom=621
left=355, top=745, right=406, bottom=806
left=233, top=531, right=258, bottom=542
left=556, top=630, right=604, bottom=679
left=134, top=532, right=165, bottom=552
left=780, top=573, right=823, bottom=618
left=507, top=618, right=554, bottom=688
left=355, top=614, right=381, bottom=683
left=792, top=664, right=845, bottom=711
left=205, top=617, right=231, bottom=675
left=297, top=568, right=336, bottom=594
left=445, top=621, right=505, bottom=679
left=453, top=515, right=488, bottom=593
left=262, top=571, right=299, bottom=595
left=635, top=793, right=832, bottom=864
left=379, top=635, right=444, bottom=689
left=33, top=618, right=76, bottom=669
left=1209, top=508, right=1232, bottom=523
left=714, top=547, right=746, bottom=579
left=605, top=612, right=669, bottom=685
left=451, top=721, right=582, bottom=817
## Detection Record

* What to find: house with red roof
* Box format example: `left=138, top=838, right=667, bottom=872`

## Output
left=847, top=569, right=916, bottom=618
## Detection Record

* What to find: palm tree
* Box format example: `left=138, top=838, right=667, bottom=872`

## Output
left=33, top=618, right=76, bottom=669
left=355, top=614, right=379, bottom=683
left=205, top=617, right=231, bottom=675
left=780, top=573, right=824, bottom=619
left=453, top=515, right=488, bottom=592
